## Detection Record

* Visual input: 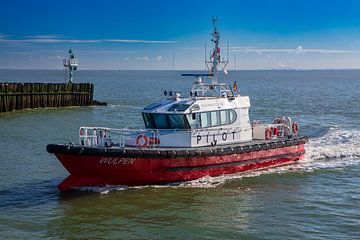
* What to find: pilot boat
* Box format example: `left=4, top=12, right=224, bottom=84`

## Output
left=47, top=17, right=308, bottom=191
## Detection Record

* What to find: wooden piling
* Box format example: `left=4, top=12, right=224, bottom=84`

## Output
left=0, top=83, right=95, bottom=113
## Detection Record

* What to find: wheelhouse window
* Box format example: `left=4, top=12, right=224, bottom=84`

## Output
left=185, top=109, right=237, bottom=129
left=229, top=109, right=237, bottom=123
left=143, top=109, right=237, bottom=130
left=142, top=113, right=190, bottom=129
left=143, top=113, right=153, bottom=128
left=210, top=111, right=220, bottom=126
left=153, top=114, right=168, bottom=129
left=168, top=114, right=189, bottom=129
left=220, top=110, right=230, bottom=125
left=200, top=112, right=211, bottom=128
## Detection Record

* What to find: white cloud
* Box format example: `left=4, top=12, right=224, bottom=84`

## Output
left=107, top=39, right=178, bottom=44
left=299, top=48, right=358, bottom=53
left=4, top=51, right=33, bottom=55
left=136, top=56, right=149, bottom=61
left=231, top=46, right=359, bottom=54
left=123, top=57, right=130, bottom=61
left=47, top=55, right=63, bottom=59
left=156, top=56, right=162, bottom=61
left=0, top=34, right=179, bottom=44
left=0, top=33, right=11, bottom=39
left=91, top=50, right=136, bottom=54
left=179, top=47, right=204, bottom=50
left=26, top=35, right=63, bottom=39
left=0, top=38, right=100, bottom=43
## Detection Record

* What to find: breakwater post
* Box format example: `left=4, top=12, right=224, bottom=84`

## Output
left=0, top=82, right=94, bottom=113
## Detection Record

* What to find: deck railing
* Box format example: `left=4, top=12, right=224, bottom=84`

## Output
left=78, top=123, right=291, bottom=149
left=78, top=125, right=251, bottom=149
left=79, top=127, right=160, bottom=149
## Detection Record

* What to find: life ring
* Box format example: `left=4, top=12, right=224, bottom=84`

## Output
left=292, top=122, right=299, bottom=134
left=136, top=134, right=149, bottom=148
left=265, top=128, right=272, bottom=140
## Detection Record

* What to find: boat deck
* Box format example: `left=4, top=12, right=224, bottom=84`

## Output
left=47, top=136, right=308, bottom=159
left=121, top=137, right=294, bottom=151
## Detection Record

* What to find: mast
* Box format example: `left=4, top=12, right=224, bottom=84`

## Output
left=205, top=16, right=229, bottom=84
left=211, top=16, right=219, bottom=84
left=183, top=17, right=232, bottom=98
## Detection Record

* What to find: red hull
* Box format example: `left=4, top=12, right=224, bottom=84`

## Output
left=55, top=144, right=305, bottom=191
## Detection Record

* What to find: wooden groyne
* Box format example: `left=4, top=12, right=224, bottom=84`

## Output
left=0, top=83, right=94, bottom=113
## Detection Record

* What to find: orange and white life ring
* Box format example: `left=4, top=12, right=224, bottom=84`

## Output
left=136, top=134, right=149, bottom=148
left=292, top=122, right=299, bottom=134
left=265, top=128, right=272, bottom=140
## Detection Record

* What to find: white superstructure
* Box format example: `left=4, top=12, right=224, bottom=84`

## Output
left=140, top=17, right=251, bottom=147
left=77, top=17, right=298, bottom=149
left=141, top=88, right=252, bottom=147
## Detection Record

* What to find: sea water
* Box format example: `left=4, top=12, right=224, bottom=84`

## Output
left=0, top=70, right=359, bottom=239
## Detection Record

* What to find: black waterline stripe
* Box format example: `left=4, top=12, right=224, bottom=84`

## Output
left=166, top=151, right=305, bottom=172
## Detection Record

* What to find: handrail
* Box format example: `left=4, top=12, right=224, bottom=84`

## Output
left=78, top=126, right=159, bottom=149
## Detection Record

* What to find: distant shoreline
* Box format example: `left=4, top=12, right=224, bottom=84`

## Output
left=1, top=68, right=360, bottom=71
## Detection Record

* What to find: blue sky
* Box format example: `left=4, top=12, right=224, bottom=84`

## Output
left=1, top=0, right=360, bottom=69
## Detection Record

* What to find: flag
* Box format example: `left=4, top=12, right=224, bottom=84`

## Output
left=233, top=81, right=237, bottom=92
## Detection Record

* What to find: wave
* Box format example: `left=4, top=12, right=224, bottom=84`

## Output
left=107, top=104, right=141, bottom=110
left=77, top=126, right=360, bottom=193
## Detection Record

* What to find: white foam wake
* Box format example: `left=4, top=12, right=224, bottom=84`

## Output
left=295, top=126, right=360, bottom=170
left=305, top=126, right=360, bottom=161
left=78, top=126, right=360, bottom=192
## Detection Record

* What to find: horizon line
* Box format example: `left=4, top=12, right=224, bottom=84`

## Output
left=1, top=68, right=360, bottom=71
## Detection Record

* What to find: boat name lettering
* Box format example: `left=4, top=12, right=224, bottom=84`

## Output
left=100, top=157, right=135, bottom=165
left=196, top=131, right=236, bottom=145
left=222, top=132, right=227, bottom=141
